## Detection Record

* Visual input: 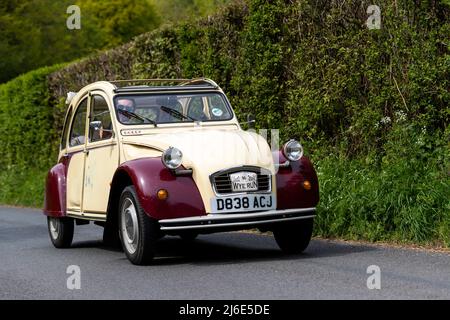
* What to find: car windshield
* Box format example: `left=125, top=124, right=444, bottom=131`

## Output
left=114, top=92, right=233, bottom=125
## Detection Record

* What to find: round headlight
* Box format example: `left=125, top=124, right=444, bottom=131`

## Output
left=283, top=139, right=303, bottom=161
left=162, top=147, right=183, bottom=170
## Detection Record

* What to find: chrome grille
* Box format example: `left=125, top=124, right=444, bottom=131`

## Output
left=211, top=167, right=272, bottom=195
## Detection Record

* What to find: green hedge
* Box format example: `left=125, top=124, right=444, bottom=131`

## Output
left=0, top=0, right=449, bottom=245
left=0, top=66, right=62, bottom=206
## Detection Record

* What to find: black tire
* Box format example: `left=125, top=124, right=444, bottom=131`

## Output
left=179, top=232, right=198, bottom=242
left=118, top=186, right=159, bottom=265
left=102, top=221, right=121, bottom=248
left=272, top=218, right=314, bottom=254
left=47, top=216, right=74, bottom=248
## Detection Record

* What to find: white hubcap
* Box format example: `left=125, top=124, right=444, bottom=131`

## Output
left=49, top=218, right=60, bottom=240
left=120, top=198, right=139, bottom=254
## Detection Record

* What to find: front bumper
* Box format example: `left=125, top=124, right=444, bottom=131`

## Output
left=159, top=207, right=316, bottom=232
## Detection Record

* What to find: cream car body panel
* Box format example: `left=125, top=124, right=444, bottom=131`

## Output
left=65, top=93, right=90, bottom=213
left=66, top=147, right=85, bottom=212
left=121, top=143, right=162, bottom=161
left=83, top=141, right=119, bottom=213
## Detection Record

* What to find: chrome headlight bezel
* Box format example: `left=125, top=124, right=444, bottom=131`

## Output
left=282, top=139, right=303, bottom=161
left=162, top=147, right=183, bottom=170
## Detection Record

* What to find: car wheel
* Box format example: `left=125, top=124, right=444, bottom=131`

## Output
left=179, top=232, right=198, bottom=242
left=273, top=218, right=313, bottom=254
left=47, top=216, right=74, bottom=248
left=119, top=186, right=159, bottom=265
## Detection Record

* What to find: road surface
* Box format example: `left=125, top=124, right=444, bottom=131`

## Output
left=1, top=206, right=450, bottom=299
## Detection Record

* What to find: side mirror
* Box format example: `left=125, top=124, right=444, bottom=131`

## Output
left=246, top=113, right=256, bottom=129
left=89, top=120, right=102, bottom=131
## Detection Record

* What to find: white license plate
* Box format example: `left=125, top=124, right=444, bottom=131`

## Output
left=210, top=194, right=276, bottom=213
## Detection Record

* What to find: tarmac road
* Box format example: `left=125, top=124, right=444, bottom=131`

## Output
left=1, top=206, right=450, bottom=300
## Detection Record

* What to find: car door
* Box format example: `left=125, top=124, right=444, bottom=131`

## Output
left=66, top=96, right=89, bottom=214
left=82, top=92, right=119, bottom=215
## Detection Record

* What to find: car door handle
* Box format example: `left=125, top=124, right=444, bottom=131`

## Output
left=83, top=149, right=90, bottom=155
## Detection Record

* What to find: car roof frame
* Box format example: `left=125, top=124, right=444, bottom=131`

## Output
left=110, top=78, right=221, bottom=94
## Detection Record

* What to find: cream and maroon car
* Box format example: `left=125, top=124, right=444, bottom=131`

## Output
left=44, top=78, right=319, bottom=265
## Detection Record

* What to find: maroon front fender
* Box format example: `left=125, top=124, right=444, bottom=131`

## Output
left=115, top=157, right=206, bottom=220
left=275, top=152, right=320, bottom=209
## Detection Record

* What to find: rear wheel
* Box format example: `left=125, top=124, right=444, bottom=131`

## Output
left=47, top=216, right=74, bottom=248
left=119, top=186, right=159, bottom=265
left=273, top=219, right=313, bottom=254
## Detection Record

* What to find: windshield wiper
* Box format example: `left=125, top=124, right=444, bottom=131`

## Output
left=160, top=106, right=198, bottom=122
left=117, top=109, right=157, bottom=127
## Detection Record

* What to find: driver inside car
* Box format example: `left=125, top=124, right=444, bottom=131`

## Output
left=116, top=98, right=136, bottom=123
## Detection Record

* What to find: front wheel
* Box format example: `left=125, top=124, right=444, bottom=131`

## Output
left=47, top=216, right=74, bottom=248
left=119, top=186, right=159, bottom=265
left=272, top=218, right=313, bottom=254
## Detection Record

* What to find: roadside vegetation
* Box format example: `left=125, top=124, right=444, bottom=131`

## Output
left=0, top=0, right=448, bottom=246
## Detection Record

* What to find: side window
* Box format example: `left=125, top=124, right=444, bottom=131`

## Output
left=69, top=98, right=88, bottom=147
left=187, top=97, right=207, bottom=120
left=60, top=108, right=72, bottom=150
left=89, top=95, right=113, bottom=142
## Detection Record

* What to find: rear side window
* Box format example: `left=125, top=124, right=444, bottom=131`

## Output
left=69, top=98, right=88, bottom=147
left=60, top=108, right=72, bottom=150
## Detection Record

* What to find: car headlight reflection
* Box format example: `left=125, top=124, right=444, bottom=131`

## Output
left=162, top=147, right=183, bottom=170
left=282, top=139, right=303, bottom=161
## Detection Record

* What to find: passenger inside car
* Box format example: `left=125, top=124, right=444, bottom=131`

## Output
left=187, top=96, right=208, bottom=121
left=155, top=96, right=184, bottom=123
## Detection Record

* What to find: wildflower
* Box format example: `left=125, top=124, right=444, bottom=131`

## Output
left=380, top=116, right=391, bottom=125
left=394, top=110, right=407, bottom=123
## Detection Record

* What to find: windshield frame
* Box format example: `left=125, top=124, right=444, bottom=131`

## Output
left=113, top=91, right=235, bottom=126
